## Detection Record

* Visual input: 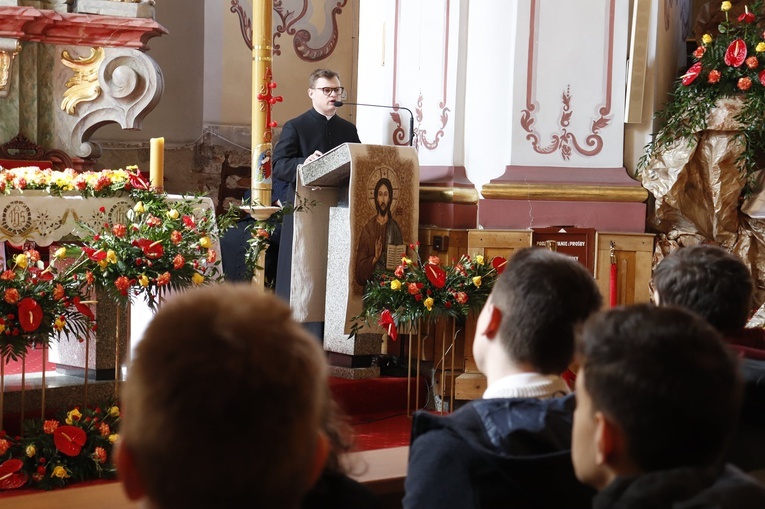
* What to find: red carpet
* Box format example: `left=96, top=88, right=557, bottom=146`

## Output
left=330, top=375, right=429, bottom=451
left=2, top=346, right=56, bottom=376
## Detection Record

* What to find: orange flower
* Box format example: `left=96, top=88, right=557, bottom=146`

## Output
left=4, top=288, right=20, bottom=304
left=156, top=272, right=171, bottom=286
left=173, top=254, right=185, bottom=270
left=708, top=69, right=722, bottom=83
left=738, top=76, right=753, bottom=90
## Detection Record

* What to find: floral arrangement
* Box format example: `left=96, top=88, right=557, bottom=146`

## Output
left=352, top=244, right=506, bottom=339
left=243, top=193, right=318, bottom=283
left=0, top=404, right=120, bottom=490
left=640, top=0, right=765, bottom=190
left=0, top=248, right=97, bottom=361
left=73, top=185, right=238, bottom=310
left=0, top=165, right=150, bottom=197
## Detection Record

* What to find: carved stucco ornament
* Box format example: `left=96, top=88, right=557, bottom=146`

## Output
left=54, top=46, right=163, bottom=159
left=0, top=38, right=21, bottom=99
left=61, top=47, right=105, bottom=115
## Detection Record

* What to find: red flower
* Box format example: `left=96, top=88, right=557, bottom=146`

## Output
left=73, top=297, right=95, bottom=321
left=0, top=270, right=14, bottom=281
left=83, top=247, right=107, bottom=262
left=427, top=255, right=441, bottom=266
left=0, top=459, right=27, bottom=490
left=128, top=170, right=150, bottom=190
left=394, top=265, right=404, bottom=278
left=693, top=46, right=705, bottom=59
left=407, top=282, right=419, bottom=295
left=738, top=10, right=756, bottom=23
left=93, top=175, right=111, bottom=191
left=145, top=215, right=162, bottom=227
left=378, top=309, right=398, bottom=341
left=759, top=69, right=765, bottom=86
left=256, top=229, right=270, bottom=238
left=53, top=426, right=87, bottom=456
left=4, top=288, right=19, bottom=305
left=132, top=238, right=164, bottom=259
left=173, top=254, right=185, bottom=270
left=738, top=76, right=753, bottom=91
left=53, top=283, right=65, bottom=300
left=182, top=215, right=196, bottom=229
left=681, top=62, right=702, bottom=85
left=725, top=38, right=747, bottom=67
left=112, top=223, right=127, bottom=238
left=27, top=249, right=40, bottom=263
left=206, top=249, right=217, bottom=263
left=156, top=272, right=171, bottom=286
left=747, top=56, right=760, bottom=69
left=455, top=291, right=468, bottom=304
left=708, top=69, right=722, bottom=83
left=492, top=256, right=508, bottom=274
left=170, top=230, right=182, bottom=244
left=18, top=298, right=43, bottom=332
left=115, top=276, right=131, bottom=296
left=425, top=264, right=446, bottom=288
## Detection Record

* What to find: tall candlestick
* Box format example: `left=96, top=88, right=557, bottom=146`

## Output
left=149, top=137, right=164, bottom=191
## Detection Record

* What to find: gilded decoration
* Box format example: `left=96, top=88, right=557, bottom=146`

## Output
left=0, top=39, right=21, bottom=99
left=61, top=47, right=105, bottom=115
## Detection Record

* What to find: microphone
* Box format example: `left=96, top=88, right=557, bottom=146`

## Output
left=334, top=100, right=415, bottom=147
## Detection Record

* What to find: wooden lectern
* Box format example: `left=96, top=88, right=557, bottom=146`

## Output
left=296, top=143, right=419, bottom=378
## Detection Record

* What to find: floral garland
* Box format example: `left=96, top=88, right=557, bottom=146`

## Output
left=0, top=249, right=96, bottom=361
left=352, top=244, right=506, bottom=339
left=0, top=165, right=150, bottom=197
left=639, top=0, right=765, bottom=192
left=0, top=404, right=120, bottom=490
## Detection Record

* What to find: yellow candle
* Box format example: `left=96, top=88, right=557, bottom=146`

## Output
left=149, top=137, right=165, bottom=190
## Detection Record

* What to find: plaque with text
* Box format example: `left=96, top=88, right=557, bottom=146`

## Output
left=532, top=227, right=595, bottom=274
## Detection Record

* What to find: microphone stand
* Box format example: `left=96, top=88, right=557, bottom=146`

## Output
left=334, top=100, right=415, bottom=146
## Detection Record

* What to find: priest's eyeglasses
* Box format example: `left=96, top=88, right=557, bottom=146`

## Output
left=313, top=87, right=345, bottom=96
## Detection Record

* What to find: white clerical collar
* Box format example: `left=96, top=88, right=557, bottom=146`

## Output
left=482, top=372, right=570, bottom=400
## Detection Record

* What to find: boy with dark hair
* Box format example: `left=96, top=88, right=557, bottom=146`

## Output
left=652, top=244, right=765, bottom=471
left=116, top=284, right=330, bottom=509
left=572, top=304, right=765, bottom=507
left=403, top=247, right=603, bottom=509
left=652, top=244, right=754, bottom=333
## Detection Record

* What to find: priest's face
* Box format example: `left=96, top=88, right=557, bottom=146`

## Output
left=309, top=76, right=342, bottom=116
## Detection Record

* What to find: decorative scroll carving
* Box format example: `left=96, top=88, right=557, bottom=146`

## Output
left=520, top=0, right=614, bottom=160
left=273, top=0, right=346, bottom=62
left=414, top=93, right=449, bottom=150
left=61, top=47, right=105, bottom=115
left=520, top=86, right=610, bottom=161
left=58, top=47, right=163, bottom=158
left=229, top=0, right=253, bottom=50
left=0, top=38, right=21, bottom=99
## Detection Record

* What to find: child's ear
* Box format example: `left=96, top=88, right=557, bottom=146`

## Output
left=115, top=441, right=147, bottom=501
left=595, top=411, right=625, bottom=467
left=481, top=304, right=503, bottom=339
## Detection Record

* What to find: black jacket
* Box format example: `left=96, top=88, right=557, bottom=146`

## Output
left=594, top=464, right=765, bottom=508
left=271, top=108, right=360, bottom=302
left=403, top=395, right=595, bottom=509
